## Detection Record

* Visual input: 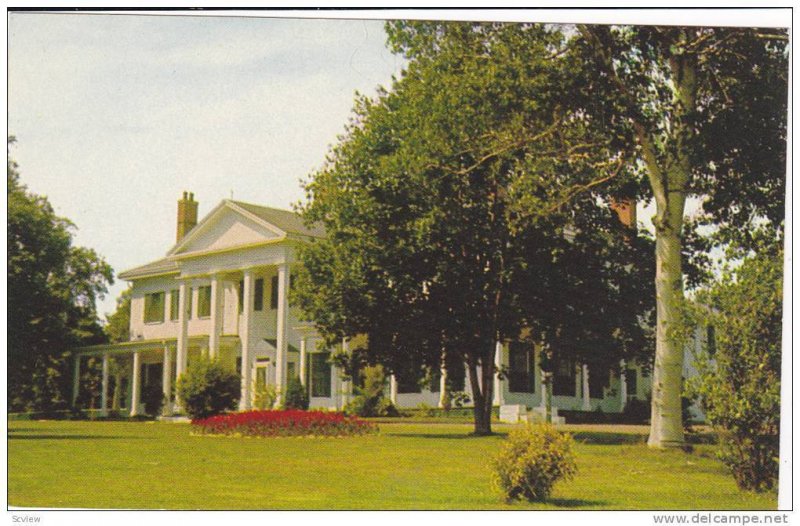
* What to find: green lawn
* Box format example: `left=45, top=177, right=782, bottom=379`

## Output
left=8, top=419, right=776, bottom=510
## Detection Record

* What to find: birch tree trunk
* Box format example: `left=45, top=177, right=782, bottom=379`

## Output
left=644, top=49, right=696, bottom=448
left=647, top=199, right=686, bottom=448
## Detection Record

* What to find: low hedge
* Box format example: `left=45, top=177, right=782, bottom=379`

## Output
left=191, top=410, right=377, bottom=438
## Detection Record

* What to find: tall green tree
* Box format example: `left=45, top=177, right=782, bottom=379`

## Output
left=296, top=23, right=654, bottom=434
left=8, top=139, right=113, bottom=411
left=573, top=25, right=788, bottom=447
left=387, top=21, right=788, bottom=446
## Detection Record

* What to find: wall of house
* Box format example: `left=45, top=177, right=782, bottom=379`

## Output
left=129, top=275, right=182, bottom=341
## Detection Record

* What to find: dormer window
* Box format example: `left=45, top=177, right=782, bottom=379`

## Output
left=144, top=292, right=165, bottom=323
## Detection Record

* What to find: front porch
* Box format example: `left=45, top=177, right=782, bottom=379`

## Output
left=71, top=333, right=344, bottom=416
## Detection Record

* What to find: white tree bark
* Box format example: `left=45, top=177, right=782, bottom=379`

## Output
left=644, top=49, right=696, bottom=449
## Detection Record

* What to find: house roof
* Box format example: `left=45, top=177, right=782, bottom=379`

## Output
left=229, top=200, right=326, bottom=239
left=118, top=199, right=324, bottom=281
left=118, top=257, right=179, bottom=280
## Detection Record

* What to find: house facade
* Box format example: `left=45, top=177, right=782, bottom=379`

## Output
left=71, top=193, right=661, bottom=422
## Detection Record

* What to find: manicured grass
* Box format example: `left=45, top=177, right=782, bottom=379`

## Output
left=8, top=419, right=776, bottom=510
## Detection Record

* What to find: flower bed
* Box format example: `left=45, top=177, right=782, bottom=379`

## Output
left=191, top=410, right=377, bottom=438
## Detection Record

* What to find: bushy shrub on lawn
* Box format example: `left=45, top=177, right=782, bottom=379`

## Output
left=684, top=242, right=782, bottom=491
left=492, top=423, right=578, bottom=502
left=176, top=357, right=240, bottom=420
left=282, top=377, right=309, bottom=410
left=142, top=381, right=165, bottom=416
left=343, top=365, right=398, bottom=417
left=192, top=409, right=377, bottom=437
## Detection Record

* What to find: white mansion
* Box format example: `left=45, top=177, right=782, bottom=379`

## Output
left=71, top=193, right=667, bottom=422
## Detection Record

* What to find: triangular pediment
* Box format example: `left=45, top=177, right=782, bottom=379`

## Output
left=168, top=201, right=285, bottom=257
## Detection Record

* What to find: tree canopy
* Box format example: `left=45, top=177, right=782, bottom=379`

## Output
left=105, top=287, right=132, bottom=344
left=8, top=139, right=114, bottom=411
left=295, top=22, right=655, bottom=434
left=571, top=24, right=787, bottom=447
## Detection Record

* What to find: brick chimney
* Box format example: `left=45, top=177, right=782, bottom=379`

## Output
left=610, top=197, right=637, bottom=230
left=176, top=191, right=198, bottom=242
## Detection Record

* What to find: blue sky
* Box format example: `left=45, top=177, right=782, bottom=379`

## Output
left=9, top=13, right=405, bottom=316
left=7, top=9, right=788, bottom=318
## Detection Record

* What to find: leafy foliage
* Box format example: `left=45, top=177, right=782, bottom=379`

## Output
left=8, top=139, right=113, bottom=411
left=344, top=365, right=399, bottom=417
left=492, top=423, right=578, bottom=502
left=686, top=238, right=783, bottom=491
left=104, top=288, right=132, bottom=343
left=253, top=383, right=278, bottom=410
left=176, top=357, right=240, bottom=419
left=572, top=24, right=788, bottom=447
left=296, top=22, right=655, bottom=435
left=142, top=379, right=165, bottom=416
left=282, top=376, right=310, bottom=410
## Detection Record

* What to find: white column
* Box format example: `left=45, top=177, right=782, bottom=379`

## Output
left=493, top=341, right=504, bottom=406
left=209, top=275, right=222, bottom=358
left=176, top=281, right=189, bottom=379
left=299, top=337, right=308, bottom=387
left=72, top=354, right=81, bottom=408
left=438, top=365, right=448, bottom=408
left=101, top=353, right=110, bottom=416
left=130, top=352, right=142, bottom=417
left=619, top=360, right=628, bottom=411
left=582, top=364, right=591, bottom=410
left=390, top=374, right=398, bottom=405
left=162, top=345, right=172, bottom=416
left=239, top=270, right=254, bottom=411
left=540, top=368, right=547, bottom=409
left=341, top=338, right=351, bottom=406
left=331, top=364, right=341, bottom=409
left=274, top=263, right=290, bottom=406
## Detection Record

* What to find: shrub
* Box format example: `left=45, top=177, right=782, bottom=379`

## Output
left=622, top=397, right=651, bottom=424
left=142, top=381, right=165, bottom=416
left=446, top=391, right=471, bottom=410
left=253, top=383, right=277, bottom=410
left=416, top=402, right=436, bottom=417
left=492, top=423, right=578, bottom=502
left=282, top=377, right=309, bottom=410
left=176, top=357, right=240, bottom=420
left=685, top=242, right=782, bottom=491
left=344, top=365, right=398, bottom=417
left=192, top=409, right=377, bottom=437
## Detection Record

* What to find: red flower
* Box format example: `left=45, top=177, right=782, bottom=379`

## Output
left=191, top=410, right=376, bottom=438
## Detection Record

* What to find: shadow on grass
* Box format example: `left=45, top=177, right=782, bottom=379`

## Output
left=385, top=432, right=508, bottom=440
left=9, top=434, right=147, bottom=440
left=570, top=431, right=647, bottom=445
left=547, top=497, right=608, bottom=508
left=569, top=430, right=717, bottom=446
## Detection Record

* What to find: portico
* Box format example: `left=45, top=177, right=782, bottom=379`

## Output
left=71, top=195, right=333, bottom=415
